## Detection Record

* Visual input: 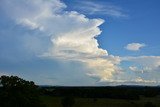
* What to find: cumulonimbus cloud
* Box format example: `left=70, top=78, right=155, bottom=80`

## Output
left=1, top=0, right=160, bottom=85
left=0, top=0, right=121, bottom=82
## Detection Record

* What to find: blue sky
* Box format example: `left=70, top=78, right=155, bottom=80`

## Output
left=0, top=0, right=160, bottom=86
left=66, top=0, right=160, bottom=56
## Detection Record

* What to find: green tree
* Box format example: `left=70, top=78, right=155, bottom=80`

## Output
left=0, top=75, right=45, bottom=107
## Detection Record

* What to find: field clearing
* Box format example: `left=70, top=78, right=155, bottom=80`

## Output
left=41, top=95, right=160, bottom=107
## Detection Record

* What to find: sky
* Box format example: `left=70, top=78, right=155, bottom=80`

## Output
left=0, top=0, right=160, bottom=86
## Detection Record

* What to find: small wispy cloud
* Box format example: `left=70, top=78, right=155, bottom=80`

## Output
left=73, top=1, right=127, bottom=18
left=122, top=56, right=160, bottom=81
left=98, top=77, right=157, bottom=86
left=0, top=71, right=11, bottom=76
left=125, top=43, right=146, bottom=51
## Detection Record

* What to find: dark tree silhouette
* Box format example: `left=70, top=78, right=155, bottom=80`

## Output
left=0, top=75, right=46, bottom=107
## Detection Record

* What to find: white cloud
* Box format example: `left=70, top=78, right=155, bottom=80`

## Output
left=129, top=66, right=144, bottom=73
left=129, top=66, right=153, bottom=74
left=73, top=1, right=127, bottom=18
left=18, top=18, right=44, bottom=30
left=121, top=56, right=160, bottom=84
left=86, top=56, right=121, bottom=81
left=1, top=0, right=160, bottom=85
left=122, top=56, right=160, bottom=70
left=0, top=0, right=121, bottom=83
left=123, top=56, right=160, bottom=74
left=129, top=66, right=138, bottom=71
left=125, top=43, right=146, bottom=51
left=0, top=71, right=11, bottom=76
left=98, top=77, right=157, bottom=86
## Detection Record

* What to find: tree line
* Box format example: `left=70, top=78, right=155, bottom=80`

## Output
left=0, top=75, right=45, bottom=107
left=0, top=75, right=160, bottom=107
left=43, top=86, right=160, bottom=100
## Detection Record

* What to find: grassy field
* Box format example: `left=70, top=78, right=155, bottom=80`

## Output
left=41, top=95, right=160, bottom=107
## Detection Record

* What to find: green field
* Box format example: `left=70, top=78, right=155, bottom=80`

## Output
left=41, top=96, right=160, bottom=107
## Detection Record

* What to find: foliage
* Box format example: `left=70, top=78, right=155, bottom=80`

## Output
left=0, top=75, right=46, bottom=107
